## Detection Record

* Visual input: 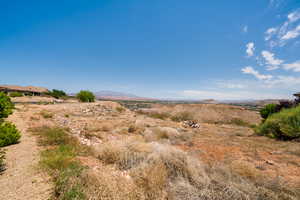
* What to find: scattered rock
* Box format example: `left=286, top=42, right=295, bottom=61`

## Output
left=182, top=120, right=200, bottom=129
left=266, top=160, right=275, bottom=166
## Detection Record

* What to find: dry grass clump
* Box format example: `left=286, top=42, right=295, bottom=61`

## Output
left=40, top=110, right=54, bottom=119
left=143, top=127, right=194, bottom=145
left=170, top=111, right=195, bottom=122
left=83, top=165, right=144, bottom=200
left=95, top=139, right=299, bottom=200
left=116, top=106, right=126, bottom=113
left=136, top=110, right=171, bottom=120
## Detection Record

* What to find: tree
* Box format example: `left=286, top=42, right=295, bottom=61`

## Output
left=76, top=90, right=95, bottom=102
left=47, top=89, right=67, bottom=99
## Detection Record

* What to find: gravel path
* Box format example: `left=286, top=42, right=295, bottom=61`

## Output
left=0, top=108, right=52, bottom=200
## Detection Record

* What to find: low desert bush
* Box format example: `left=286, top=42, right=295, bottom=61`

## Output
left=40, top=110, right=54, bottom=119
left=0, top=122, right=21, bottom=147
left=171, top=111, right=194, bottom=122
left=9, top=92, right=23, bottom=97
left=137, top=110, right=170, bottom=120
left=229, top=118, right=253, bottom=127
left=76, top=90, right=95, bottom=103
left=260, top=104, right=278, bottom=120
left=256, top=106, right=300, bottom=140
left=95, top=139, right=299, bottom=200
left=0, top=92, right=14, bottom=120
left=116, top=106, right=126, bottom=113
left=148, top=112, right=170, bottom=120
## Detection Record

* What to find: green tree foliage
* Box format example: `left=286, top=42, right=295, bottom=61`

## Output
left=259, top=104, right=278, bottom=119
left=9, top=92, right=23, bottom=97
left=0, top=92, right=14, bottom=120
left=0, top=122, right=21, bottom=147
left=76, top=91, right=95, bottom=102
left=47, top=89, right=67, bottom=99
left=256, top=106, right=300, bottom=140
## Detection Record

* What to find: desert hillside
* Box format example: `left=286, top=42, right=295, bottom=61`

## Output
left=1, top=97, right=299, bottom=200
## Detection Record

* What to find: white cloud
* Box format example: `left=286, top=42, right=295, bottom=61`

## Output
left=266, top=65, right=279, bottom=71
left=283, top=60, right=300, bottom=72
left=265, top=27, right=277, bottom=41
left=243, top=25, right=248, bottom=33
left=246, top=42, right=255, bottom=57
left=281, top=25, right=300, bottom=40
left=266, top=9, right=300, bottom=46
left=216, top=81, right=246, bottom=89
left=288, top=9, right=300, bottom=23
left=261, top=51, right=283, bottom=69
left=241, top=66, right=273, bottom=80
left=266, top=75, right=300, bottom=87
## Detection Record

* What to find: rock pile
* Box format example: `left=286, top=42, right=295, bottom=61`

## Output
left=182, top=120, right=200, bottom=129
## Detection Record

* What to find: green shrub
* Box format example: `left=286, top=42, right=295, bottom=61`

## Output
left=9, top=92, right=23, bottom=97
left=116, top=106, right=126, bottom=113
left=0, top=92, right=14, bottom=120
left=256, top=106, right=300, bottom=140
left=0, top=122, right=21, bottom=147
left=47, top=89, right=67, bottom=99
left=76, top=91, right=95, bottom=103
left=260, top=104, right=278, bottom=119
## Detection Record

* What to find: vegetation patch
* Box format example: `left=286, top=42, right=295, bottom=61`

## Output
left=260, top=104, right=278, bottom=120
left=31, top=126, right=90, bottom=200
left=40, top=110, right=54, bottom=119
left=95, top=139, right=299, bottom=200
left=170, top=111, right=194, bottom=122
left=9, top=92, right=23, bottom=97
left=0, top=122, right=21, bottom=147
left=47, top=89, right=67, bottom=99
left=76, top=91, right=95, bottom=103
left=116, top=106, right=126, bottom=113
left=256, top=106, right=300, bottom=140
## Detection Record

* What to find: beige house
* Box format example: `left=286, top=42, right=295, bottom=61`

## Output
left=0, top=85, right=49, bottom=96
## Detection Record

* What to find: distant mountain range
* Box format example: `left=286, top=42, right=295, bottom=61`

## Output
left=94, top=91, right=153, bottom=101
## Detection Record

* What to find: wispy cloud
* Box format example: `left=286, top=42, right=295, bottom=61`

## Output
left=283, top=60, right=300, bottom=72
left=261, top=50, right=283, bottom=70
left=281, top=25, right=300, bottom=41
left=241, top=66, right=273, bottom=80
left=265, top=28, right=277, bottom=41
left=246, top=42, right=255, bottom=57
left=266, top=9, right=300, bottom=47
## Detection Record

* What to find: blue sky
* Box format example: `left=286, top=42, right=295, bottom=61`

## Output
left=0, top=0, right=300, bottom=100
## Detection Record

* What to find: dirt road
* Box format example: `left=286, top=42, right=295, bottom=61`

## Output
left=0, top=106, right=52, bottom=200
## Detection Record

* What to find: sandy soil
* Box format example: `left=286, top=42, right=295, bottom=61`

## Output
left=0, top=106, right=52, bottom=200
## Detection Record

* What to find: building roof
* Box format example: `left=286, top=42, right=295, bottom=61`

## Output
left=293, top=92, right=300, bottom=97
left=0, top=85, right=49, bottom=93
